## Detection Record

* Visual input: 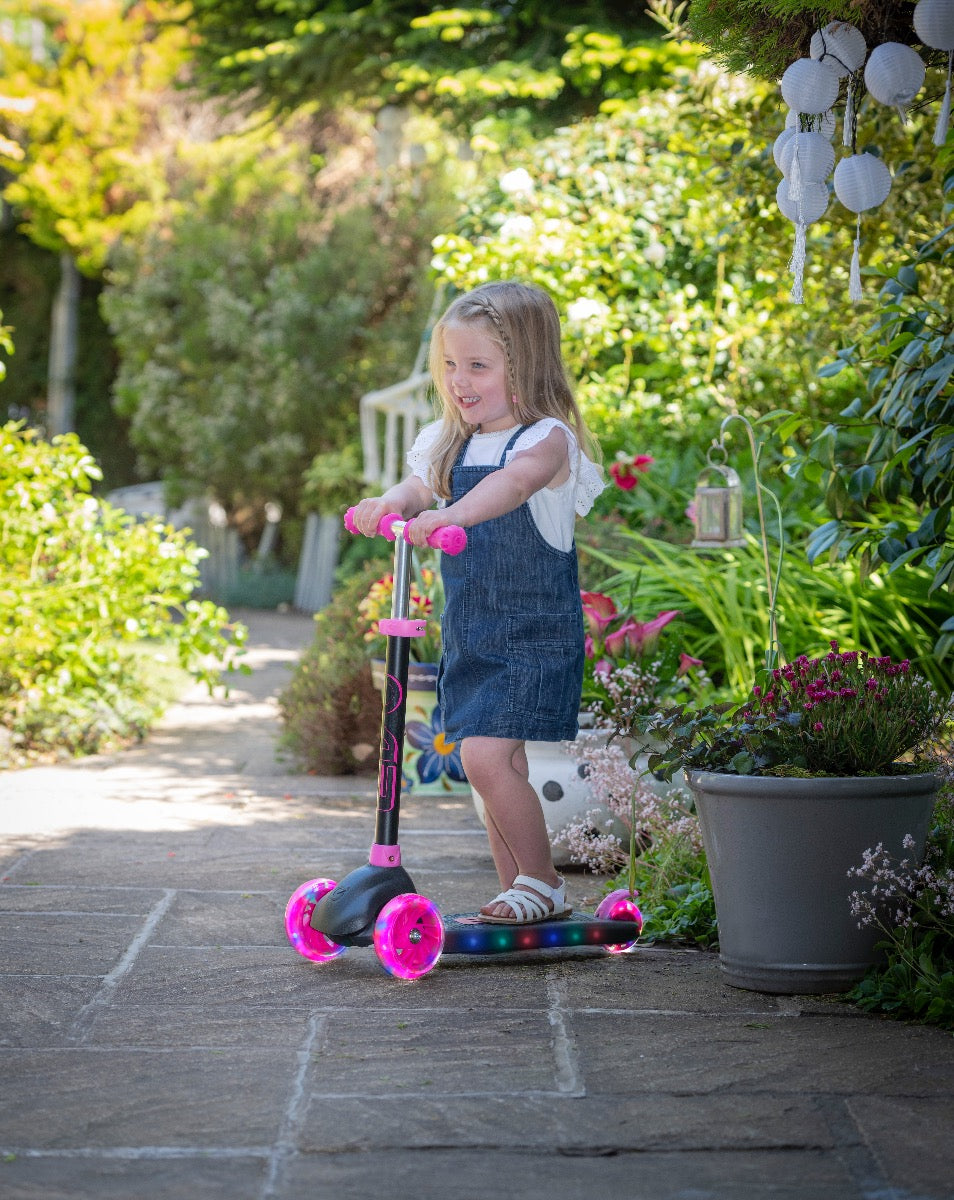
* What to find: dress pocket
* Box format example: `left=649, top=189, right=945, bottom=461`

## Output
left=505, top=611, right=582, bottom=730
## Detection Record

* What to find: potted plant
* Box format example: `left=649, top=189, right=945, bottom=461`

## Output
left=358, top=552, right=468, bottom=794
left=626, top=642, right=953, bottom=994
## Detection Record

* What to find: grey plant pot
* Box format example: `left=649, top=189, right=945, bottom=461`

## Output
left=687, top=769, right=939, bottom=995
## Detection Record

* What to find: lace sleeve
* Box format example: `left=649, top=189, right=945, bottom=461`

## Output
left=406, top=421, right=442, bottom=497
left=508, top=419, right=606, bottom=516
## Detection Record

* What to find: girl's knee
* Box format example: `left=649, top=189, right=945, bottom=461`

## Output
left=460, top=737, right=517, bottom=791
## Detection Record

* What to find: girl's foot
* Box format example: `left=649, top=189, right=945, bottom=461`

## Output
left=479, top=874, right=571, bottom=925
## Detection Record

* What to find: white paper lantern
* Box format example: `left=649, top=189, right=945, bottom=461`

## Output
left=833, top=153, right=893, bottom=212
left=913, top=0, right=954, bottom=145
left=776, top=178, right=830, bottom=225
left=810, top=20, right=868, bottom=145
left=781, top=58, right=841, bottom=116
left=864, top=42, right=926, bottom=122
left=773, top=128, right=796, bottom=171
left=779, top=131, right=835, bottom=199
left=914, top=0, right=954, bottom=50
left=776, top=178, right=829, bottom=304
left=833, top=153, right=892, bottom=302
left=785, top=107, right=837, bottom=139
left=810, top=22, right=867, bottom=76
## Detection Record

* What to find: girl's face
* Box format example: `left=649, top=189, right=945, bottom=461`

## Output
left=441, top=323, right=515, bottom=433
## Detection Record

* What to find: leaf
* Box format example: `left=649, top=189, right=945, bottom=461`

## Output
left=806, top=520, right=843, bottom=563
left=877, top=536, right=906, bottom=563
left=848, top=465, right=877, bottom=503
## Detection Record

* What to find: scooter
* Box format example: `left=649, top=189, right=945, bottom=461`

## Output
left=284, top=508, right=643, bottom=979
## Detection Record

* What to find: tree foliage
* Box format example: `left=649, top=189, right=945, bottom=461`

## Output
left=169, top=0, right=686, bottom=128
left=685, top=0, right=932, bottom=81
left=0, top=421, right=246, bottom=760
left=101, top=115, right=456, bottom=519
left=0, top=0, right=186, bottom=274
left=430, top=58, right=868, bottom=467
left=795, top=186, right=954, bottom=609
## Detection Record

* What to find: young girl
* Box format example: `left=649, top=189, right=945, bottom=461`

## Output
left=350, top=281, right=604, bottom=925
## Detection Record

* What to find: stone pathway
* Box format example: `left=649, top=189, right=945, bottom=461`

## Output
left=1, top=610, right=952, bottom=1200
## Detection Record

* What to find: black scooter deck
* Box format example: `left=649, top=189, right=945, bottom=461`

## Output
left=441, top=911, right=641, bottom=956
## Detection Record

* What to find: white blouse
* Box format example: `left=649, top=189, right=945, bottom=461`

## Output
left=407, top=418, right=605, bottom=551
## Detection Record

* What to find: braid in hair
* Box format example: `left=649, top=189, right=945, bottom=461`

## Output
left=470, top=297, right=518, bottom=402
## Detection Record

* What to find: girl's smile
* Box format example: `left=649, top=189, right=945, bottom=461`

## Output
left=442, top=324, right=516, bottom=433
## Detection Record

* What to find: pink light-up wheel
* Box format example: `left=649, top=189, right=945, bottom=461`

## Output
left=285, top=878, right=347, bottom=963
left=596, top=888, right=643, bottom=955
left=373, top=893, right=444, bottom=980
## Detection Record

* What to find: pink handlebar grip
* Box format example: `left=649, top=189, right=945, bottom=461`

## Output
left=429, top=525, right=467, bottom=555
left=341, top=507, right=402, bottom=540
left=342, top=507, right=466, bottom=553
left=403, top=521, right=467, bottom=556
left=375, top=513, right=403, bottom=541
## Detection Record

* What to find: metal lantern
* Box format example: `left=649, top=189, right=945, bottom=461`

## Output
left=691, top=452, right=746, bottom=549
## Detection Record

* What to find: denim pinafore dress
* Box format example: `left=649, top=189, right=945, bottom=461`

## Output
left=438, top=425, right=584, bottom=744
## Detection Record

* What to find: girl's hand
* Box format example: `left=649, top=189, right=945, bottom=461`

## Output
left=350, top=476, right=434, bottom=536
left=350, top=497, right=392, bottom=537
left=404, top=509, right=453, bottom=547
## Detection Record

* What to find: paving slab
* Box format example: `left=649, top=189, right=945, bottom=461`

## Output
left=1, top=609, right=953, bottom=1200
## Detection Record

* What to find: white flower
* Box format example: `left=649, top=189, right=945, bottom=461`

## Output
left=644, top=240, right=667, bottom=267
left=499, top=167, right=534, bottom=196
left=498, top=214, right=534, bottom=241
left=566, top=297, right=608, bottom=323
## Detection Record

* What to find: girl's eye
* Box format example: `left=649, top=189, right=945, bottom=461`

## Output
left=471, top=362, right=485, bottom=370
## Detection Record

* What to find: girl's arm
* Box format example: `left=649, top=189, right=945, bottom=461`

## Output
left=350, top=475, right=435, bottom=537
left=405, top=427, right=569, bottom=544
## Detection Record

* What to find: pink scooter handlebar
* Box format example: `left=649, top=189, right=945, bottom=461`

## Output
left=343, top=507, right=467, bottom=556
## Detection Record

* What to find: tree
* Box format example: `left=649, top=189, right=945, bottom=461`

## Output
left=685, top=0, right=931, bottom=81
left=0, top=0, right=184, bottom=433
left=168, top=0, right=684, bottom=129
left=797, top=180, right=954, bottom=609
left=100, top=113, right=456, bottom=528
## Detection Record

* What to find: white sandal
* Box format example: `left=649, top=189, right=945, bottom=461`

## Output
left=480, top=874, right=572, bottom=925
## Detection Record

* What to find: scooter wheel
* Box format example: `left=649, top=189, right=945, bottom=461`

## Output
left=373, top=893, right=444, bottom=980
left=595, top=888, right=643, bottom=955
left=285, top=878, right=347, bottom=963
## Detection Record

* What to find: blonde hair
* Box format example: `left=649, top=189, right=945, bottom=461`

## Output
left=425, top=281, right=598, bottom=500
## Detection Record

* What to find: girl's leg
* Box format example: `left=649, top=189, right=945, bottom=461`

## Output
left=460, top=736, right=562, bottom=920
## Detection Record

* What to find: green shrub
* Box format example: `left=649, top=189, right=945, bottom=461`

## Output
left=278, top=564, right=383, bottom=775
left=0, top=422, right=246, bottom=760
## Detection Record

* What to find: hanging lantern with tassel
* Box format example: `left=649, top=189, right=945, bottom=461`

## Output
left=776, top=178, right=830, bottom=303
left=773, top=128, right=796, bottom=171
left=914, top=0, right=954, bottom=147
left=833, top=153, right=892, bottom=302
left=785, top=107, right=837, bottom=139
left=781, top=57, right=840, bottom=127
left=864, top=42, right=926, bottom=124
left=778, top=131, right=835, bottom=201
left=810, top=21, right=868, bottom=146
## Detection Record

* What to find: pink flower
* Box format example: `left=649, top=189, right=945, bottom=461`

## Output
left=580, top=591, right=618, bottom=635
left=677, top=653, right=704, bottom=677
left=608, top=609, right=680, bottom=655
left=610, top=454, right=654, bottom=491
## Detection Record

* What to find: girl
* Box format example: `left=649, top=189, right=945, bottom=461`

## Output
left=351, top=281, right=604, bottom=925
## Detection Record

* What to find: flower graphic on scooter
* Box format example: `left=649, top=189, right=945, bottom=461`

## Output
left=405, top=707, right=467, bottom=785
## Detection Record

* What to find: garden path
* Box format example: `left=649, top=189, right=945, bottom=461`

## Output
left=0, top=609, right=952, bottom=1200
